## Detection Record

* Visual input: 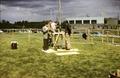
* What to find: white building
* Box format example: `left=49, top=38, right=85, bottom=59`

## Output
left=66, top=17, right=105, bottom=24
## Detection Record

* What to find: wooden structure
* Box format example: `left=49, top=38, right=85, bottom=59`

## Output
left=52, top=31, right=70, bottom=50
left=42, top=31, right=80, bottom=55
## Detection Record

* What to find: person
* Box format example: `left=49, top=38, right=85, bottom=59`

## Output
left=64, top=21, right=72, bottom=50
left=64, top=22, right=71, bottom=36
left=50, top=21, right=57, bottom=33
left=42, top=23, right=49, bottom=50
left=82, top=33, right=87, bottom=40
left=48, top=21, right=57, bottom=47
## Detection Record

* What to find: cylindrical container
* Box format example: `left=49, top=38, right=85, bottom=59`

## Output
left=11, top=41, right=18, bottom=49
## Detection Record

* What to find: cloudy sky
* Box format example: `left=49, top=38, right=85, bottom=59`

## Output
left=0, top=0, right=120, bottom=22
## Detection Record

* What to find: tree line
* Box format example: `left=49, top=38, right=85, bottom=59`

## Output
left=0, top=20, right=49, bottom=29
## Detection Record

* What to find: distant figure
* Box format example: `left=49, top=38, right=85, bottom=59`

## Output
left=82, top=33, right=87, bottom=40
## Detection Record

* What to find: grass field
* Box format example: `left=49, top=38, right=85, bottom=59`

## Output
left=0, top=33, right=120, bottom=78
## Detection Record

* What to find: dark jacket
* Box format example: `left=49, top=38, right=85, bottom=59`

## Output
left=65, top=23, right=71, bottom=36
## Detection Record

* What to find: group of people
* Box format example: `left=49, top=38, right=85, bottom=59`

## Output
left=42, top=20, right=56, bottom=50
left=42, top=20, right=71, bottom=51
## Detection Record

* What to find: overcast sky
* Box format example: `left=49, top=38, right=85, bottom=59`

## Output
left=0, top=0, right=120, bottom=22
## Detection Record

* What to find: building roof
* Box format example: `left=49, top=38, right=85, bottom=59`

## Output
left=66, top=17, right=105, bottom=20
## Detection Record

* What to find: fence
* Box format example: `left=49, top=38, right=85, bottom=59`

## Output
left=1, top=28, right=120, bottom=45
left=72, top=29, right=120, bottom=45
left=1, top=29, right=42, bottom=33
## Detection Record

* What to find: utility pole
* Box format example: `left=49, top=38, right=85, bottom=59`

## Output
left=58, top=0, right=62, bottom=25
left=50, top=8, right=53, bottom=20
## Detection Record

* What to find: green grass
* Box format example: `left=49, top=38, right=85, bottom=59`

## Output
left=0, top=33, right=120, bottom=78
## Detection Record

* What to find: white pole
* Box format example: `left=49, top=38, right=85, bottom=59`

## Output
left=50, top=8, right=53, bottom=20
left=58, top=0, right=62, bottom=25
left=28, top=29, right=31, bottom=44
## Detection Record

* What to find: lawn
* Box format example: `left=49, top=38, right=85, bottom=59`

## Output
left=0, top=33, right=120, bottom=78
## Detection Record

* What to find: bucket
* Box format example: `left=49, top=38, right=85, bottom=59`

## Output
left=11, top=41, right=18, bottom=49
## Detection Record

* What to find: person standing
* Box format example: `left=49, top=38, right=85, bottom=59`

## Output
left=64, top=21, right=72, bottom=50
left=47, top=21, right=57, bottom=47
left=50, top=21, right=57, bottom=33
left=42, top=24, right=49, bottom=50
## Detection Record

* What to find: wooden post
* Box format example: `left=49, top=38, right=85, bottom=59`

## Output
left=102, top=36, right=104, bottom=43
left=87, top=29, right=89, bottom=41
left=102, top=29, right=104, bottom=35
left=112, top=37, right=114, bottom=44
left=107, top=31, right=109, bottom=43
left=28, top=29, right=31, bottom=43
left=118, top=29, right=119, bottom=36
